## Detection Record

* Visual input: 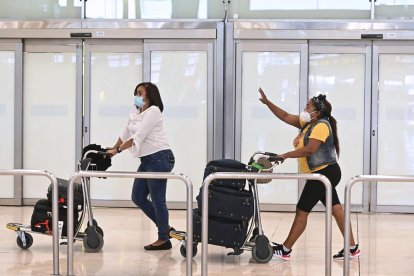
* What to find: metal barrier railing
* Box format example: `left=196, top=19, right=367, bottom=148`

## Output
left=66, top=171, right=193, bottom=276
left=343, top=175, right=414, bottom=276
left=201, top=172, right=333, bottom=276
left=0, top=169, right=60, bottom=276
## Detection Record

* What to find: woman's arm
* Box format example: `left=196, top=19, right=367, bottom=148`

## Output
left=108, top=106, right=139, bottom=156
left=258, top=87, right=301, bottom=129
left=107, top=138, right=123, bottom=150
left=107, top=139, right=133, bottom=156
left=279, top=138, right=322, bottom=159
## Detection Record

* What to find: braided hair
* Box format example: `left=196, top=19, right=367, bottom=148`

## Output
left=311, top=94, right=340, bottom=157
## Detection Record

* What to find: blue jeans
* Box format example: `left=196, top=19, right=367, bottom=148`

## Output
left=131, top=149, right=175, bottom=241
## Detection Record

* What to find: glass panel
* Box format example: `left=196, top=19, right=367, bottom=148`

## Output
left=0, top=0, right=380, bottom=19
left=151, top=51, right=207, bottom=202
left=231, top=0, right=371, bottom=19
left=84, top=0, right=217, bottom=19
left=376, top=1, right=414, bottom=19
left=309, top=53, right=365, bottom=204
left=377, top=53, right=414, bottom=206
left=0, top=0, right=82, bottom=20
left=23, top=52, right=77, bottom=198
left=86, top=0, right=124, bottom=19
left=140, top=0, right=172, bottom=19
left=241, top=52, right=300, bottom=204
left=89, top=52, right=143, bottom=200
left=0, top=51, right=15, bottom=198
left=250, top=0, right=370, bottom=10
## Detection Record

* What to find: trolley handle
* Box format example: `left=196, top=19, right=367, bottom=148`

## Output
left=264, top=151, right=278, bottom=157
left=268, top=155, right=284, bottom=163
left=82, top=149, right=110, bottom=160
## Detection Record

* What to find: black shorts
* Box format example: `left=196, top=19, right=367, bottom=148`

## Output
left=297, top=162, right=341, bottom=213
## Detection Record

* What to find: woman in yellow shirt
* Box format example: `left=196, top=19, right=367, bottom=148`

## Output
left=258, top=88, right=360, bottom=261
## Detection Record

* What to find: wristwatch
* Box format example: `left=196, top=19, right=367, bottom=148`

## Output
left=116, top=147, right=122, bottom=153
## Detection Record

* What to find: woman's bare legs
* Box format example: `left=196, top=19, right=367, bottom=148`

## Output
left=282, top=204, right=356, bottom=250
left=332, top=204, right=356, bottom=246
left=283, top=208, right=310, bottom=249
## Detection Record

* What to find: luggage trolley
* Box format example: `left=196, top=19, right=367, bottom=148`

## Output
left=6, top=144, right=111, bottom=253
left=171, top=151, right=283, bottom=263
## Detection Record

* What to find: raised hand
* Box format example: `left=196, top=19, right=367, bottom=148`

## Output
left=258, top=87, right=269, bottom=105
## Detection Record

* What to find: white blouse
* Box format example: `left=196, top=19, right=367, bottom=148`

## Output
left=119, top=105, right=170, bottom=158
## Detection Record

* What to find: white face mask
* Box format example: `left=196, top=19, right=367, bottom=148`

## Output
left=299, top=110, right=316, bottom=123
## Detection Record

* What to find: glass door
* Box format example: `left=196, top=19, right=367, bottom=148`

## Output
left=235, top=42, right=308, bottom=209
left=84, top=40, right=143, bottom=203
left=145, top=41, right=214, bottom=203
left=372, top=42, right=414, bottom=213
left=308, top=42, right=371, bottom=211
left=22, top=40, right=82, bottom=203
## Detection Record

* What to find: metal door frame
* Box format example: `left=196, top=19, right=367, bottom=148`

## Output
left=371, top=41, right=414, bottom=213
left=83, top=39, right=144, bottom=147
left=22, top=39, right=83, bottom=205
left=233, top=40, right=307, bottom=211
left=0, top=40, right=23, bottom=205
left=143, top=39, right=217, bottom=164
left=82, top=39, right=144, bottom=207
left=308, top=40, right=372, bottom=212
left=82, top=37, right=219, bottom=208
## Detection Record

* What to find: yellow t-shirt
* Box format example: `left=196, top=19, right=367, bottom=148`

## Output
left=294, top=120, right=330, bottom=173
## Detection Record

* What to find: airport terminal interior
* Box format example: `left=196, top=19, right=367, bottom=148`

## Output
left=1, top=1, right=414, bottom=275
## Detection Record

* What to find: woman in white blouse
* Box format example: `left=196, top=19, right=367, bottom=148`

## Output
left=107, top=82, right=175, bottom=250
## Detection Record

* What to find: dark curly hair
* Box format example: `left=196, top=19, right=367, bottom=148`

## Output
left=311, top=94, right=340, bottom=157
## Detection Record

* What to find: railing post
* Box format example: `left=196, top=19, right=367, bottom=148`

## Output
left=66, top=171, right=193, bottom=276
left=0, top=169, right=60, bottom=276
left=343, top=175, right=414, bottom=276
left=201, top=172, right=332, bottom=276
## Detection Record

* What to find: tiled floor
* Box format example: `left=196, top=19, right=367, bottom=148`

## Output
left=0, top=206, right=413, bottom=276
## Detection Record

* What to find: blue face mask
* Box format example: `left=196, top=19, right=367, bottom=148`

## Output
left=134, top=96, right=145, bottom=108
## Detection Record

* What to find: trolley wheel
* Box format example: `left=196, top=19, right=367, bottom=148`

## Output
left=252, top=235, right=273, bottom=263
left=180, top=243, right=197, bottom=258
left=94, top=225, right=104, bottom=238
left=249, top=227, right=260, bottom=242
left=83, top=226, right=104, bottom=253
left=92, top=219, right=98, bottom=226
left=16, top=232, right=33, bottom=250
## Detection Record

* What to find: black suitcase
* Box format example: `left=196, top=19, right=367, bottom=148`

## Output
left=31, top=199, right=79, bottom=237
left=203, top=159, right=248, bottom=190
left=47, top=178, right=84, bottom=209
left=192, top=208, right=248, bottom=249
left=196, top=185, right=254, bottom=222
